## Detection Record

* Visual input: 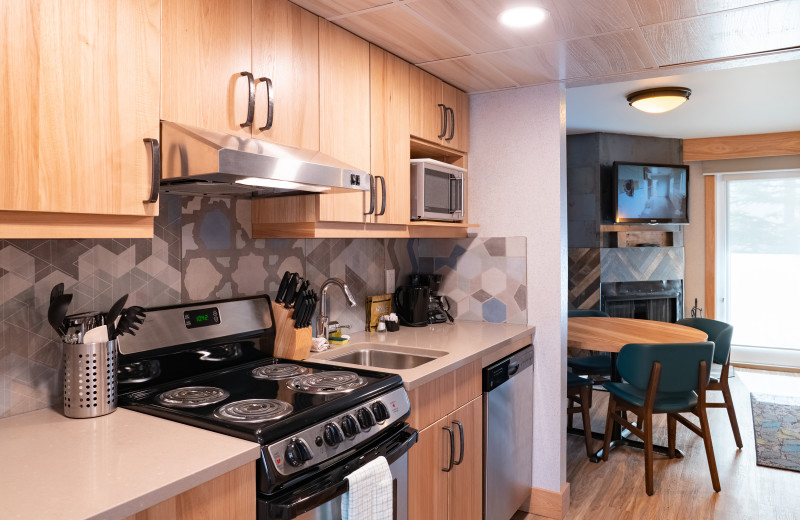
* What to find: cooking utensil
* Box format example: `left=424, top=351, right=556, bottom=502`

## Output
left=106, top=294, right=128, bottom=340
left=275, top=271, right=291, bottom=303
left=48, top=293, right=73, bottom=336
left=83, top=325, right=109, bottom=344
left=49, top=283, right=64, bottom=304
left=116, top=306, right=146, bottom=337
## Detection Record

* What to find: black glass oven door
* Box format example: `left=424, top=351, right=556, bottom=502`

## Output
left=258, top=424, right=417, bottom=520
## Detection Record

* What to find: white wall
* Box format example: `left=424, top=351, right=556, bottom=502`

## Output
left=470, top=83, right=568, bottom=491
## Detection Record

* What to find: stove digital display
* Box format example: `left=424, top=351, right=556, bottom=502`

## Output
left=184, top=307, right=220, bottom=329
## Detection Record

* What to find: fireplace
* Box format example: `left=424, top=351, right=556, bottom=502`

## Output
left=600, top=280, right=683, bottom=323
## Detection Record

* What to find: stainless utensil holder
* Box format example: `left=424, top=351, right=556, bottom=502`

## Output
left=62, top=339, right=118, bottom=418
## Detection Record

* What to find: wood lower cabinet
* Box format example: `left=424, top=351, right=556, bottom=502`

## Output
left=123, top=463, right=255, bottom=520
left=410, top=68, right=469, bottom=153
left=407, top=360, right=482, bottom=520
left=0, top=0, right=159, bottom=238
left=409, top=397, right=483, bottom=520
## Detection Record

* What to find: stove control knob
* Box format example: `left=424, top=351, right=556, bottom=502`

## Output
left=285, top=438, right=314, bottom=467
left=323, top=422, right=344, bottom=447
left=341, top=414, right=360, bottom=438
left=371, top=402, right=390, bottom=423
left=357, top=407, right=376, bottom=429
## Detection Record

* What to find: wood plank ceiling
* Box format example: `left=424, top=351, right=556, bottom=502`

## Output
left=289, top=0, right=800, bottom=93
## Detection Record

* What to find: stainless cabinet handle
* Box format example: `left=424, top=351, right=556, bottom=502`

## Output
left=437, top=103, right=447, bottom=139
left=364, top=174, right=376, bottom=215
left=443, top=426, right=455, bottom=472
left=258, top=77, right=274, bottom=131
left=453, top=420, right=464, bottom=465
left=240, top=71, right=255, bottom=128
left=142, top=138, right=160, bottom=203
left=445, top=106, right=455, bottom=142
left=376, top=176, right=386, bottom=216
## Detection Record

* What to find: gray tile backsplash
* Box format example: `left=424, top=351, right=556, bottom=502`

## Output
left=0, top=196, right=527, bottom=419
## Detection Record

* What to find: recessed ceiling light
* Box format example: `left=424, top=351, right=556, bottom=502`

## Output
left=497, top=6, right=548, bottom=28
left=626, top=87, right=692, bottom=114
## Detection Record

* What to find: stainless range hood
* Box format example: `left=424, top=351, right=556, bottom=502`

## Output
left=159, top=121, right=370, bottom=198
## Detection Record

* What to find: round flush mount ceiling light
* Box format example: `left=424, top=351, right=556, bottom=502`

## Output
left=626, top=87, right=692, bottom=114
left=497, top=6, right=549, bottom=28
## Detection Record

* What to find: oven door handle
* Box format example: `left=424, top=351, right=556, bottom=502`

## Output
left=261, top=425, right=418, bottom=519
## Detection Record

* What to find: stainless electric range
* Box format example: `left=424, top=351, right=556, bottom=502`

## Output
left=117, top=296, right=417, bottom=520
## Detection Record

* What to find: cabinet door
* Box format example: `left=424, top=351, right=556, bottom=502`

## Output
left=0, top=0, right=159, bottom=217
left=252, top=0, right=319, bottom=150
left=370, top=46, right=410, bottom=225
left=318, top=19, right=370, bottom=223
left=408, top=416, right=450, bottom=520
left=162, top=0, right=251, bottom=137
left=442, top=84, right=470, bottom=153
left=409, top=67, right=444, bottom=144
left=449, top=397, right=483, bottom=520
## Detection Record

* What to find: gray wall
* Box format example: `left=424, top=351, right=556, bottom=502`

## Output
left=470, top=83, right=567, bottom=492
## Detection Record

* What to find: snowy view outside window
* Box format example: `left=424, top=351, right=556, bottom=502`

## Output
left=726, top=175, right=800, bottom=350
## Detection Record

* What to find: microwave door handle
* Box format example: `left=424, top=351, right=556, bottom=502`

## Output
left=449, top=175, right=463, bottom=215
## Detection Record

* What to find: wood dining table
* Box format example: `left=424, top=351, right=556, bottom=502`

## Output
left=568, top=316, right=709, bottom=462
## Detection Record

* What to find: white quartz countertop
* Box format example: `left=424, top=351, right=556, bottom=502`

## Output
left=0, top=407, right=261, bottom=520
left=310, top=321, right=535, bottom=390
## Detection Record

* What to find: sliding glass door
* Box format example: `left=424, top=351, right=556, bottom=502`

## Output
left=717, top=170, right=800, bottom=364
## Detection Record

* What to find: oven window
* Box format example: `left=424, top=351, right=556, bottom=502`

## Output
left=424, top=168, right=451, bottom=213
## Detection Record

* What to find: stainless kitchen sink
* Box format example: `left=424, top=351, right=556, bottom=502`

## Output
left=327, top=348, right=446, bottom=370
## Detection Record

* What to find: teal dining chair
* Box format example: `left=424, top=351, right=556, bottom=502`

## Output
left=601, top=342, right=720, bottom=496
left=676, top=318, right=742, bottom=448
left=567, top=372, right=596, bottom=457
left=568, top=309, right=612, bottom=405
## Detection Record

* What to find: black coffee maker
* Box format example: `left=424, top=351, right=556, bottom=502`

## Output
left=405, top=273, right=454, bottom=325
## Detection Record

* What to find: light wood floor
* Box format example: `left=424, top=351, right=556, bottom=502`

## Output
left=514, top=368, right=800, bottom=520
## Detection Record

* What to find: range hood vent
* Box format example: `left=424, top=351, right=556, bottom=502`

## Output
left=159, top=121, right=370, bottom=198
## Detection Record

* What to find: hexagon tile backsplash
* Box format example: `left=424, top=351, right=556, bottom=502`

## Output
left=0, top=195, right=527, bottom=419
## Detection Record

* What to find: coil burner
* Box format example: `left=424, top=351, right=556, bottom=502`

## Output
left=251, top=363, right=309, bottom=380
left=287, top=371, right=366, bottom=394
left=156, top=386, right=230, bottom=408
left=214, top=399, right=294, bottom=423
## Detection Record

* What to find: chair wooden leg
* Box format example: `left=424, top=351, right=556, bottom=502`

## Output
left=579, top=385, right=594, bottom=457
left=697, top=405, right=722, bottom=492
left=567, top=396, right=575, bottom=429
left=644, top=412, right=654, bottom=496
left=667, top=414, right=677, bottom=458
left=720, top=380, right=743, bottom=448
left=602, top=394, right=617, bottom=461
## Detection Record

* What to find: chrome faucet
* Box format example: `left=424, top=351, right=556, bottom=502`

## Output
left=316, top=278, right=357, bottom=339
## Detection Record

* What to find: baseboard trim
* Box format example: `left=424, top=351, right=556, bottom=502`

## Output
left=520, top=483, right=570, bottom=519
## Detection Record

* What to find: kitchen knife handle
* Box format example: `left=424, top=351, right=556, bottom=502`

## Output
left=376, top=176, right=386, bottom=216
left=276, top=270, right=291, bottom=303
left=142, top=138, right=160, bottom=203
left=437, top=103, right=447, bottom=139
left=258, top=77, right=274, bottom=131
left=452, top=420, right=464, bottom=465
left=240, top=71, right=255, bottom=128
left=445, top=106, right=455, bottom=141
left=442, top=426, right=455, bottom=472
left=364, top=174, right=376, bottom=215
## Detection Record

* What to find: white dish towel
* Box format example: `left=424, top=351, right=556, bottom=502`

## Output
left=341, top=456, right=393, bottom=520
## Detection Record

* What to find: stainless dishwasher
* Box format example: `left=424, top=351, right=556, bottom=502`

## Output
left=483, top=345, right=534, bottom=520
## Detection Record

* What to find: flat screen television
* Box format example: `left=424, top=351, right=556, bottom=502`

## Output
left=613, top=162, right=689, bottom=224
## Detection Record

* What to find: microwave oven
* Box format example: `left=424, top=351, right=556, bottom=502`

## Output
left=410, top=159, right=466, bottom=222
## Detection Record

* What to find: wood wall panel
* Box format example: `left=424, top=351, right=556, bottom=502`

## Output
left=684, top=131, right=800, bottom=161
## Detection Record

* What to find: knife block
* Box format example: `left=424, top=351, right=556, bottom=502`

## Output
left=271, top=301, right=313, bottom=360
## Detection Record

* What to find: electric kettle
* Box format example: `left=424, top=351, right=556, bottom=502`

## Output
left=393, top=285, right=430, bottom=327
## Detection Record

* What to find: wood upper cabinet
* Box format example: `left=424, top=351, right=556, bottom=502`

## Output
left=162, top=0, right=251, bottom=137
left=370, top=45, right=411, bottom=225
left=252, top=0, right=319, bottom=150
left=0, top=0, right=160, bottom=238
left=410, top=68, right=469, bottom=152
left=316, top=19, right=371, bottom=223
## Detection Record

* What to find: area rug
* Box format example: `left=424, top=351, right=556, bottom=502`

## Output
left=751, top=393, right=800, bottom=472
